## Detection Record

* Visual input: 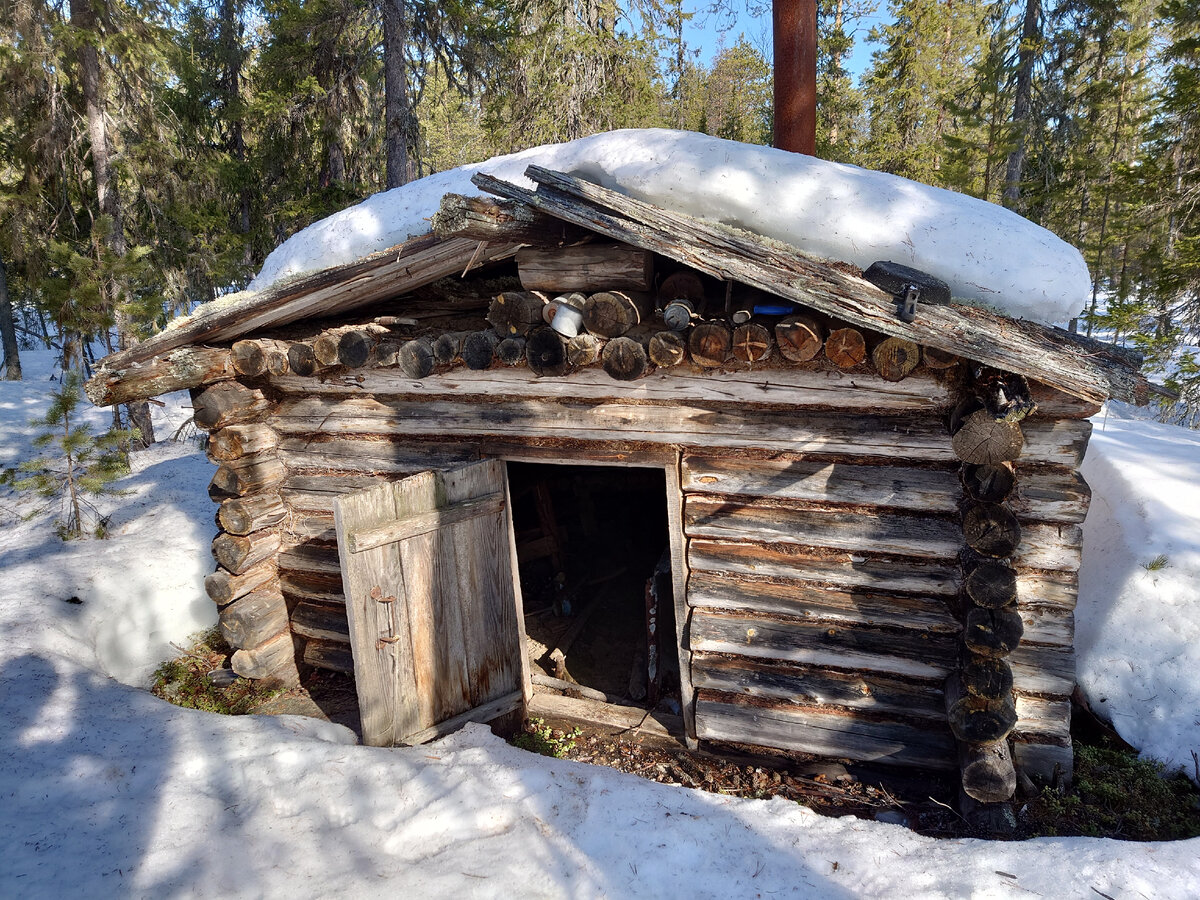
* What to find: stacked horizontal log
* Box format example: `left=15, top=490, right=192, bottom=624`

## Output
left=944, top=372, right=1086, bottom=834
left=190, top=381, right=301, bottom=688
left=681, top=451, right=965, bottom=770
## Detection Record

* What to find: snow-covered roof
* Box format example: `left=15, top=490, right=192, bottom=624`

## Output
left=249, top=130, right=1090, bottom=325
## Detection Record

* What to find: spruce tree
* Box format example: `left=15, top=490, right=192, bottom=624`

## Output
left=7, top=370, right=138, bottom=539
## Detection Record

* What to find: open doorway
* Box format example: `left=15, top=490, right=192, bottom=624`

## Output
left=506, top=461, right=679, bottom=713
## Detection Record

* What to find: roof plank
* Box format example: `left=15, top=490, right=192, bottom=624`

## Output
left=92, top=234, right=519, bottom=376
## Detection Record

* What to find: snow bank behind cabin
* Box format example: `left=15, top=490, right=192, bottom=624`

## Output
left=1077, top=411, right=1200, bottom=774
left=247, top=129, right=1090, bottom=325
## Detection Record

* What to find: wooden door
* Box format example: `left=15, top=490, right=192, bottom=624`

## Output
left=333, top=459, right=528, bottom=747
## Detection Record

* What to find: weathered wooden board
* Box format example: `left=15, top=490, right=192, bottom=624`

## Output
left=333, top=460, right=526, bottom=746
left=683, top=455, right=961, bottom=513
left=290, top=601, right=351, bottom=643
left=688, top=539, right=962, bottom=596
left=277, top=437, right=479, bottom=477
left=684, top=495, right=963, bottom=561
left=267, top=364, right=956, bottom=414
left=665, top=453, right=698, bottom=744
left=687, top=570, right=961, bottom=633
left=688, top=608, right=959, bottom=680
left=271, top=395, right=1090, bottom=466
left=691, top=652, right=945, bottom=721
left=303, top=637, right=355, bottom=673
left=694, top=693, right=957, bottom=770
left=1011, top=739, right=1074, bottom=783
left=516, top=242, right=653, bottom=291
left=1009, top=469, right=1093, bottom=524
left=95, top=234, right=521, bottom=370
left=1008, top=641, right=1076, bottom=696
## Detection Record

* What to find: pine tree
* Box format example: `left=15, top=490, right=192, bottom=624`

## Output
left=6, top=370, right=137, bottom=539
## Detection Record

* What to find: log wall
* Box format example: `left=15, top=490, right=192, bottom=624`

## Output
left=181, top=323, right=1092, bottom=782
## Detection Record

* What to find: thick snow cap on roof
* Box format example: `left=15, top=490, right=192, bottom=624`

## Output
left=249, top=129, right=1091, bottom=325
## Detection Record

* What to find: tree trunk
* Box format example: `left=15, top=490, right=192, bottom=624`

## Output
left=0, top=253, right=21, bottom=380
left=69, top=0, right=154, bottom=444
left=382, top=0, right=411, bottom=190
left=1003, top=0, right=1041, bottom=208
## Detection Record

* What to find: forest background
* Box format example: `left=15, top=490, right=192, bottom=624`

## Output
left=1, top=0, right=1197, bottom=442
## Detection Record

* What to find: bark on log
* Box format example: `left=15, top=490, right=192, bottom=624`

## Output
left=952, top=410, right=1025, bottom=464
left=218, top=493, right=288, bottom=536
left=775, top=315, right=824, bottom=363
left=431, top=193, right=591, bottom=246
left=462, top=330, right=499, bottom=370
left=946, top=672, right=1018, bottom=744
left=731, top=322, right=772, bottom=365
left=959, top=790, right=1017, bottom=836
left=231, top=339, right=290, bottom=377
left=602, top=335, right=648, bottom=381
left=566, top=333, right=603, bottom=367
left=688, top=322, right=731, bottom=368
left=922, top=346, right=960, bottom=370
left=582, top=290, right=652, bottom=337
left=230, top=630, right=301, bottom=687
left=963, top=503, right=1023, bottom=558
left=648, top=331, right=687, bottom=367
left=495, top=336, right=527, bottom=366
left=432, top=331, right=470, bottom=366
left=191, top=381, right=271, bottom=431
left=517, top=243, right=653, bottom=292
left=964, top=561, right=1018, bottom=609
left=487, top=291, right=547, bottom=336
left=303, top=637, right=355, bottom=673
left=526, top=326, right=569, bottom=376
left=872, top=337, right=921, bottom=382
left=965, top=607, right=1025, bottom=658
left=825, top=326, right=867, bottom=368
left=210, top=453, right=287, bottom=497
left=960, top=739, right=1017, bottom=803
left=208, top=424, right=279, bottom=462
left=397, top=338, right=435, bottom=379
left=86, top=346, right=236, bottom=407
left=962, top=653, right=1014, bottom=700
left=205, top=559, right=276, bottom=605
left=962, top=462, right=1016, bottom=503
left=286, top=342, right=329, bottom=377
left=212, top=529, right=281, bottom=575
left=219, top=585, right=289, bottom=649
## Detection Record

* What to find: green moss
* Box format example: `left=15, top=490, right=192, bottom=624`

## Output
left=511, top=718, right=582, bottom=759
left=151, top=627, right=281, bottom=715
left=1023, top=743, right=1200, bottom=840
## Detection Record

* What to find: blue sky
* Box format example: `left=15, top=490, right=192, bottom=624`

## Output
left=680, top=2, right=885, bottom=84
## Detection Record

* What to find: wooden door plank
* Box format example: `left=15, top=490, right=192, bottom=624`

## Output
left=334, top=482, right=421, bottom=746
left=347, top=494, right=506, bottom=552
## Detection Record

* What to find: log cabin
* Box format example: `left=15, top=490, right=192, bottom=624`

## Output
left=87, top=165, right=1145, bottom=825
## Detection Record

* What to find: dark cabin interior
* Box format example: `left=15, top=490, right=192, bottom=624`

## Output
left=506, top=461, right=679, bottom=711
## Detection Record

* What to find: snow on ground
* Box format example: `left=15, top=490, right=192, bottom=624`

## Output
left=246, top=129, right=1090, bottom=325
left=3, top=351, right=1200, bottom=898
left=1077, top=407, right=1200, bottom=772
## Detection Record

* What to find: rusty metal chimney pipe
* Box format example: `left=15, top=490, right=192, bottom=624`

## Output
left=773, top=0, right=818, bottom=156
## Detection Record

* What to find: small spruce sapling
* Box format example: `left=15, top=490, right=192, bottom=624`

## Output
left=3, top=370, right=139, bottom=538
